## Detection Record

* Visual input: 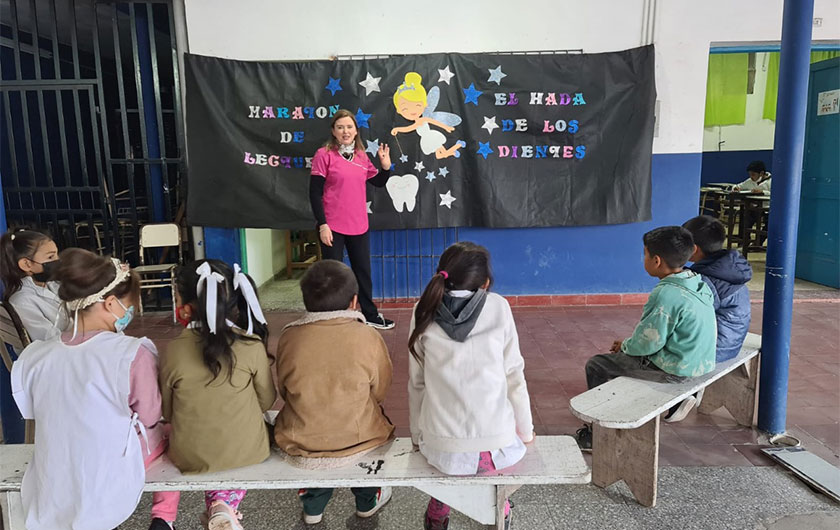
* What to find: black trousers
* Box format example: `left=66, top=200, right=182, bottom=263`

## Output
left=320, top=230, right=379, bottom=320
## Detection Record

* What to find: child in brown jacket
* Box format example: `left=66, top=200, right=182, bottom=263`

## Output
left=274, top=259, right=395, bottom=525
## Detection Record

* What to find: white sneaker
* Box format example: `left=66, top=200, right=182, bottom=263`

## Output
left=356, top=487, right=392, bottom=518
left=664, top=396, right=697, bottom=423
left=302, top=512, right=323, bottom=525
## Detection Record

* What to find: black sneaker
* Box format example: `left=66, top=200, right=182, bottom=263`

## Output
left=575, top=425, right=592, bottom=453
left=366, top=313, right=395, bottom=330
left=148, top=518, right=173, bottom=530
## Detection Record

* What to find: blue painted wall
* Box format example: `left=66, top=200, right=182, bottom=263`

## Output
left=203, top=227, right=242, bottom=266
left=459, top=152, right=701, bottom=295
left=700, top=150, right=773, bottom=185
left=207, top=153, right=703, bottom=295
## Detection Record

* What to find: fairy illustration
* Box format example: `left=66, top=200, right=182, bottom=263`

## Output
left=391, top=72, right=465, bottom=159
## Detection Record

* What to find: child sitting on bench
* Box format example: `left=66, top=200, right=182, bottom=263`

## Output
left=274, top=259, right=395, bottom=525
left=683, top=215, right=752, bottom=363
left=408, top=242, right=534, bottom=530
left=575, top=226, right=717, bottom=451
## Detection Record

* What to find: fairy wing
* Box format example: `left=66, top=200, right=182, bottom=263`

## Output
left=422, top=86, right=462, bottom=126
left=422, top=86, right=441, bottom=117
left=429, top=111, right=462, bottom=127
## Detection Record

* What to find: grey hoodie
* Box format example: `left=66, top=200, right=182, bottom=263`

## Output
left=434, top=289, right=488, bottom=342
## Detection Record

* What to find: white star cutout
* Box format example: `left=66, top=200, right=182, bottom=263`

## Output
left=426, top=171, right=436, bottom=182
left=365, top=139, right=380, bottom=156
left=439, top=191, right=456, bottom=209
left=481, top=116, right=499, bottom=135
left=414, top=160, right=425, bottom=172
left=487, top=66, right=507, bottom=85
left=366, top=201, right=372, bottom=214
left=399, top=154, right=408, bottom=163
left=439, top=167, right=449, bottom=178
left=358, top=72, right=381, bottom=96
left=438, top=65, right=455, bottom=85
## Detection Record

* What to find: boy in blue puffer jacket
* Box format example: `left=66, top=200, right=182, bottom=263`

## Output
left=683, top=215, right=753, bottom=362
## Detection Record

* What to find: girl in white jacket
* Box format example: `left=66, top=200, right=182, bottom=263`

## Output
left=1, top=229, right=68, bottom=340
left=408, top=242, right=534, bottom=530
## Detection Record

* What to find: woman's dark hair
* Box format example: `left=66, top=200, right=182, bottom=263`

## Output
left=1, top=229, right=53, bottom=301
left=175, top=259, right=269, bottom=384
left=408, top=242, right=493, bottom=361
left=323, top=109, right=365, bottom=153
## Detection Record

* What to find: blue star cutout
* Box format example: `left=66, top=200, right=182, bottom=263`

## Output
left=463, top=83, right=482, bottom=105
left=390, top=163, right=396, bottom=170
left=325, top=77, right=342, bottom=96
left=365, top=139, right=380, bottom=156
left=399, top=154, right=409, bottom=163
left=355, top=107, right=371, bottom=129
left=426, top=171, right=437, bottom=182
left=439, top=167, right=450, bottom=177
left=477, top=142, right=493, bottom=159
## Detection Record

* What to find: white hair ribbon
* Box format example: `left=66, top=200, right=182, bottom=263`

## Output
left=233, top=263, right=267, bottom=335
left=195, top=262, right=224, bottom=334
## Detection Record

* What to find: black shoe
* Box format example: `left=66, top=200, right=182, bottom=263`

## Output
left=148, top=518, right=173, bottom=530
left=575, top=425, right=592, bottom=453
left=366, top=313, right=395, bottom=330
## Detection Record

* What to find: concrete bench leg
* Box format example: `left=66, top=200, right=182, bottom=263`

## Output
left=697, top=357, right=759, bottom=426
left=415, top=483, right=521, bottom=529
left=592, top=416, right=659, bottom=507
left=1, top=491, right=25, bottom=530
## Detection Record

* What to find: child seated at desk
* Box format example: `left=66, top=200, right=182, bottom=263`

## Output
left=733, top=160, right=771, bottom=194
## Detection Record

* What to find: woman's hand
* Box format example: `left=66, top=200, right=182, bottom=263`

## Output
left=377, top=144, right=391, bottom=169
left=319, top=224, right=333, bottom=247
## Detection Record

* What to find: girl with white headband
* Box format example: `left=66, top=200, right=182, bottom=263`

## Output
left=10, top=248, right=180, bottom=530
left=159, top=259, right=275, bottom=530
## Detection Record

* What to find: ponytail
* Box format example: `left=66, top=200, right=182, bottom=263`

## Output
left=1, top=229, right=53, bottom=301
left=176, top=259, right=269, bottom=383
left=407, top=242, right=493, bottom=362
left=408, top=271, right=447, bottom=362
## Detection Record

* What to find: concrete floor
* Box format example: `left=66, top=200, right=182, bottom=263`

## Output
left=120, top=466, right=839, bottom=529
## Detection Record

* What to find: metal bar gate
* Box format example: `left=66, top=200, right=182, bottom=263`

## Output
left=0, top=0, right=185, bottom=262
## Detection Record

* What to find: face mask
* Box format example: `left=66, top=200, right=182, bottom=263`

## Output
left=31, top=259, right=59, bottom=283
left=175, top=305, right=192, bottom=327
left=110, top=298, right=135, bottom=333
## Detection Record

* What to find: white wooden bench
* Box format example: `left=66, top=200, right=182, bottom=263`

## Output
left=569, top=332, right=761, bottom=507
left=0, top=436, right=590, bottom=530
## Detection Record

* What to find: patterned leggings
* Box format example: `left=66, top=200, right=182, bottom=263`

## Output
left=425, top=451, right=511, bottom=524
left=205, top=490, right=247, bottom=510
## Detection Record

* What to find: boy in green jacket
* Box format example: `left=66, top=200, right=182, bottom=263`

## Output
left=575, top=226, right=717, bottom=451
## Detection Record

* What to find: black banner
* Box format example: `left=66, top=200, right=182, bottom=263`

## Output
left=185, top=46, right=655, bottom=229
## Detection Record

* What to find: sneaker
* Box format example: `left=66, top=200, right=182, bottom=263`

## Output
left=574, top=425, right=592, bottom=453
left=663, top=396, right=697, bottom=423
left=148, top=518, right=174, bottom=530
left=302, top=511, right=323, bottom=525
left=694, top=388, right=705, bottom=407
left=356, top=486, right=392, bottom=518
left=206, top=501, right=244, bottom=530
left=424, top=513, right=450, bottom=530
left=366, top=314, right=395, bottom=330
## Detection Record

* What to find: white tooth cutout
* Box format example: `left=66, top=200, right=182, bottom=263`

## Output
left=385, top=174, right=419, bottom=213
